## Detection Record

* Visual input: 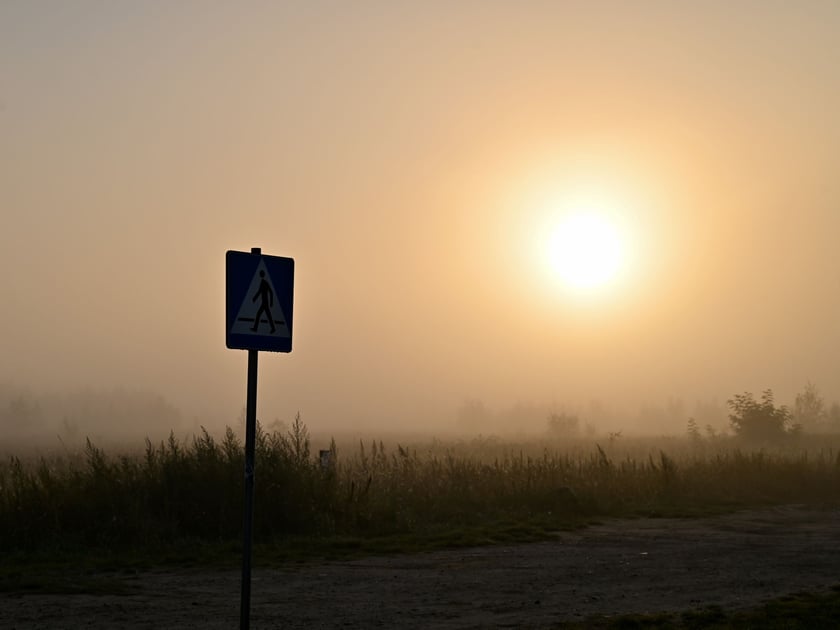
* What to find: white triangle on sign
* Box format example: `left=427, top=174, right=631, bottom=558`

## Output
left=230, top=260, right=291, bottom=338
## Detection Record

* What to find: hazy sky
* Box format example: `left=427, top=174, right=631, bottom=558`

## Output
left=3, top=2, right=840, bottom=433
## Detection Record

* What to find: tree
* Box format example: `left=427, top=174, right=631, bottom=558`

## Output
left=727, top=389, right=797, bottom=442
left=828, top=403, right=840, bottom=431
left=794, top=382, right=826, bottom=431
left=686, top=417, right=702, bottom=442
left=547, top=411, right=580, bottom=437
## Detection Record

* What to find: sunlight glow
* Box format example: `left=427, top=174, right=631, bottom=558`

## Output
left=545, top=209, right=626, bottom=291
left=542, top=190, right=628, bottom=293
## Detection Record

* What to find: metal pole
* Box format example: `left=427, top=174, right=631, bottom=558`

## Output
left=240, top=247, right=261, bottom=630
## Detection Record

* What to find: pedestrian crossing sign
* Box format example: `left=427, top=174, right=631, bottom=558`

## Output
left=226, top=250, right=294, bottom=352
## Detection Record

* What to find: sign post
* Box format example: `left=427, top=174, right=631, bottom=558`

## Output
left=226, top=247, right=294, bottom=630
left=240, top=345, right=258, bottom=630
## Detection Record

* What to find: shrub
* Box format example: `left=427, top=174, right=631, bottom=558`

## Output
left=727, top=390, right=798, bottom=442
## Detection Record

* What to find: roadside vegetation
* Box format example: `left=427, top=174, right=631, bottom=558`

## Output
left=2, top=395, right=840, bottom=567
left=564, top=585, right=840, bottom=629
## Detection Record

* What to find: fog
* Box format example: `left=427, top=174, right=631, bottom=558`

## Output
left=3, top=3, right=840, bottom=444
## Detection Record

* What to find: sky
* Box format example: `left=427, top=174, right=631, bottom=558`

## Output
left=3, top=1, right=840, bottom=437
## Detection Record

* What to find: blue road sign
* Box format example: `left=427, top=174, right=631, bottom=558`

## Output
left=226, top=250, right=294, bottom=352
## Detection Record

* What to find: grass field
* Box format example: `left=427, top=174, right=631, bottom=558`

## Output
left=2, top=416, right=839, bottom=563
left=2, top=420, right=840, bottom=626
left=564, top=586, right=840, bottom=629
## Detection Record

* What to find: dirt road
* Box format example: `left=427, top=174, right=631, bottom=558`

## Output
left=3, top=504, right=839, bottom=628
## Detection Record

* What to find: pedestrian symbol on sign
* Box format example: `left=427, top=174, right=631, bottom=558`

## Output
left=229, top=259, right=291, bottom=340
left=251, top=270, right=276, bottom=333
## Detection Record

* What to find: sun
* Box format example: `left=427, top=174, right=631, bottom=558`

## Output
left=545, top=210, right=626, bottom=291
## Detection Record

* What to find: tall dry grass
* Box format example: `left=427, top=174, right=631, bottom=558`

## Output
left=1, top=417, right=839, bottom=553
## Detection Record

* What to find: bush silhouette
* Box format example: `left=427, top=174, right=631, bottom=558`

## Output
left=727, top=389, right=797, bottom=442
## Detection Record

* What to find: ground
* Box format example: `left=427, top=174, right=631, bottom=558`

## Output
left=2, top=504, right=839, bottom=628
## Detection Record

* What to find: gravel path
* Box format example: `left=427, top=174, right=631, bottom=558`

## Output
left=3, top=504, right=839, bottom=628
